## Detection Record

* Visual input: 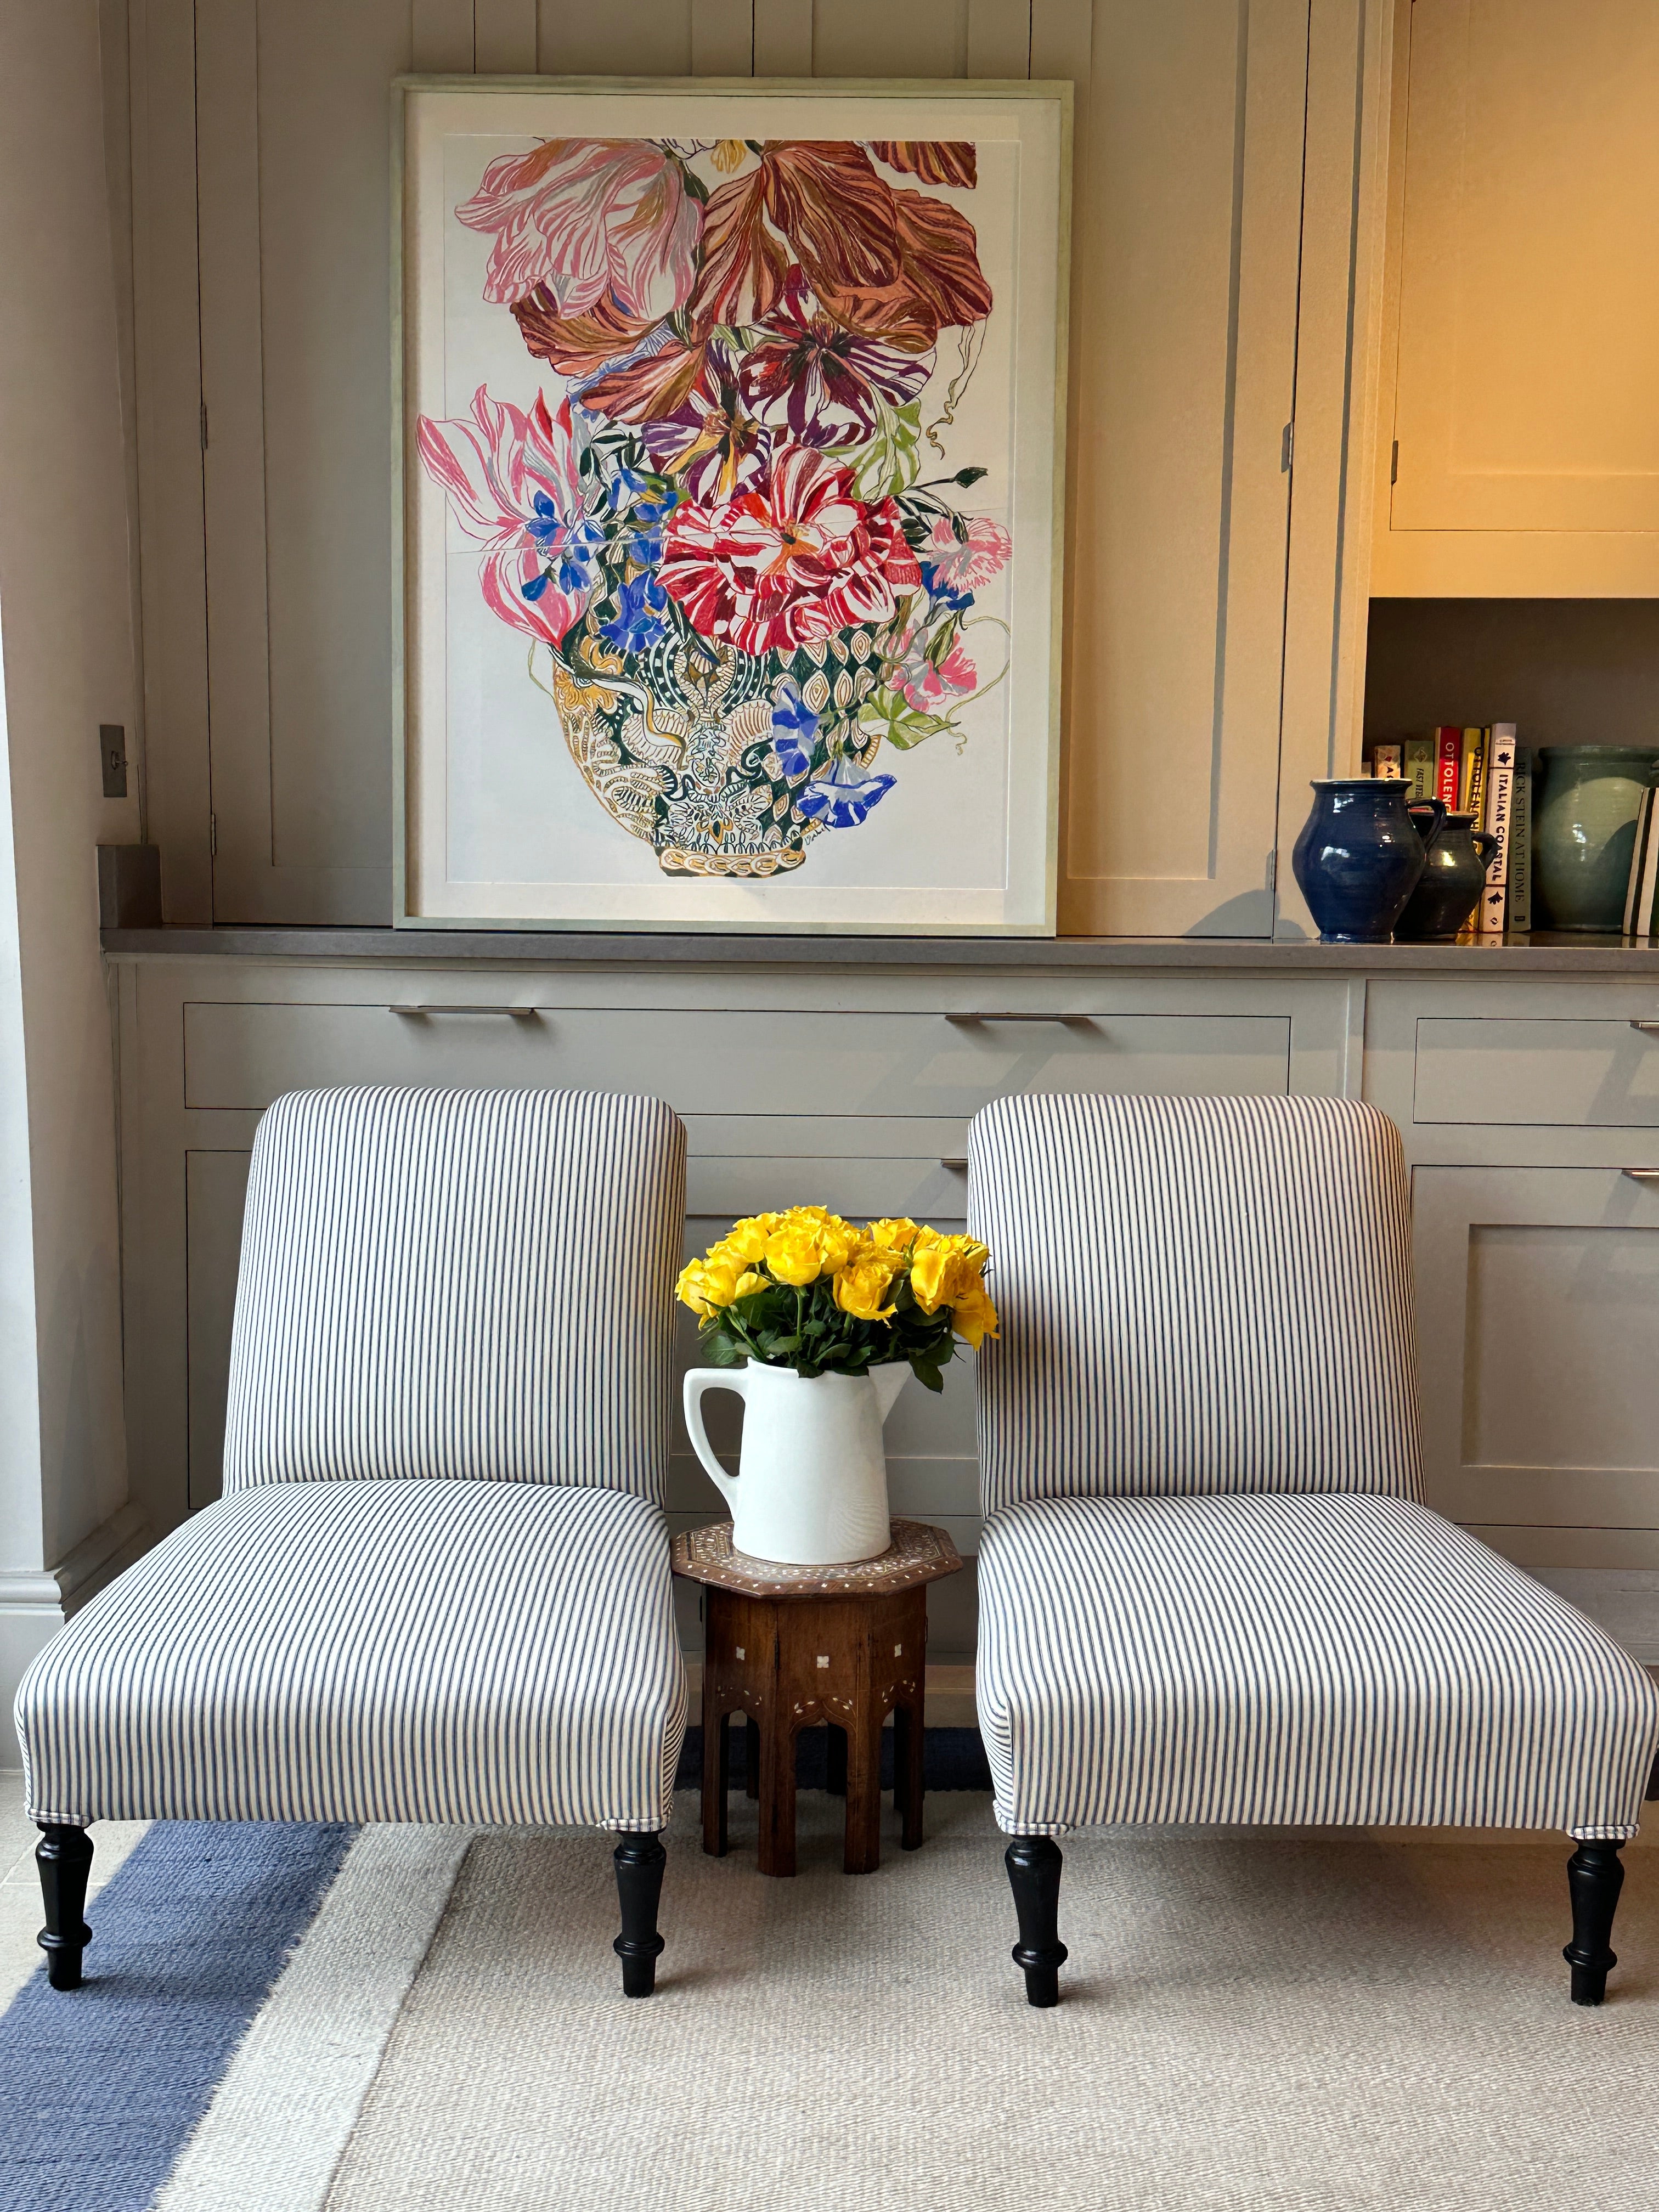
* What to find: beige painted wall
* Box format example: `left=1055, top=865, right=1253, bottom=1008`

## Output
left=0, top=0, right=140, bottom=1680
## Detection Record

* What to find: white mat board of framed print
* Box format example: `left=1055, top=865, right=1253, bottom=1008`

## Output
left=396, top=79, right=1070, bottom=934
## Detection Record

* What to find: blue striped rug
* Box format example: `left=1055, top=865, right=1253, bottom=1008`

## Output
left=0, top=1822, right=354, bottom=2212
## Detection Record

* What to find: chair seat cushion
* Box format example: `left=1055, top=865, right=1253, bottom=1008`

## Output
left=977, top=1493, right=1659, bottom=1840
left=15, top=1481, right=686, bottom=1831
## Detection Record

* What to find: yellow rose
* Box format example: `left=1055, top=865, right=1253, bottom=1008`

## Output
left=833, top=1253, right=899, bottom=1322
left=765, top=1227, right=822, bottom=1287
left=949, top=1282, right=1001, bottom=1349
left=908, top=1240, right=955, bottom=1313
left=733, top=1270, right=766, bottom=1300
left=721, top=1214, right=780, bottom=1263
left=675, top=1253, right=741, bottom=1314
left=867, top=1217, right=930, bottom=1256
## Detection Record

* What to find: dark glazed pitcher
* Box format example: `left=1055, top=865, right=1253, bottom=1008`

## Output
left=1394, top=809, right=1501, bottom=941
left=1290, top=780, right=1430, bottom=944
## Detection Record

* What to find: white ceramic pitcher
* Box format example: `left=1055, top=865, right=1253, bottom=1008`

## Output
left=682, top=1360, right=910, bottom=1565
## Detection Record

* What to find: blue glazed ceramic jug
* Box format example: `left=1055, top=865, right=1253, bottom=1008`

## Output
left=1291, top=780, right=1432, bottom=944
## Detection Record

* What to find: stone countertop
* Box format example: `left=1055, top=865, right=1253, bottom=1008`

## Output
left=99, top=926, right=1659, bottom=975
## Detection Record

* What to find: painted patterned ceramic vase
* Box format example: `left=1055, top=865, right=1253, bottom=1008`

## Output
left=545, top=622, right=888, bottom=880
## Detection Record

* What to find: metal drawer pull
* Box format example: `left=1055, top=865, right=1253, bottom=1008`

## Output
left=939, top=1156, right=969, bottom=1170
left=1621, top=1169, right=1659, bottom=1183
left=1630, top=1023, right=1659, bottom=1037
left=389, top=1004, right=540, bottom=1019
left=945, top=1011, right=1094, bottom=1025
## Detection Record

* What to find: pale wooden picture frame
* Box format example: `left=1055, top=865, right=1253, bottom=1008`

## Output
left=393, top=77, right=1070, bottom=934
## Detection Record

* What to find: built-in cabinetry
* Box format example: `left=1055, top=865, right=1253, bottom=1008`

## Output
left=119, top=0, right=1385, bottom=940
left=1373, top=0, right=1659, bottom=595
left=108, top=934, right=1659, bottom=1669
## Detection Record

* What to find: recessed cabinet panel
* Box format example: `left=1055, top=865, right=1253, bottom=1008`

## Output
left=1414, top=1167, right=1659, bottom=1534
left=1392, top=0, right=1659, bottom=535
left=182, top=1001, right=1291, bottom=1115
left=1058, top=0, right=1306, bottom=936
left=1413, top=1018, right=1659, bottom=1128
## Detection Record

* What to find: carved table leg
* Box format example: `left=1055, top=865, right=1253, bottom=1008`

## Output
left=758, top=1720, right=797, bottom=1877
left=1564, top=1840, right=1625, bottom=2006
left=895, top=1696, right=926, bottom=1850
left=843, top=1707, right=883, bottom=1876
left=702, top=1705, right=729, bottom=1858
left=613, top=1831, right=667, bottom=1997
left=36, top=1824, right=94, bottom=1991
left=1005, top=1836, right=1068, bottom=2008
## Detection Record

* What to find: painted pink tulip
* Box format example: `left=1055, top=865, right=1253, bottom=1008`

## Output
left=920, top=513, right=1012, bottom=592
left=455, top=138, right=701, bottom=318
left=416, top=385, right=598, bottom=648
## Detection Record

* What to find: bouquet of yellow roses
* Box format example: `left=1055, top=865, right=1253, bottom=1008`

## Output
left=676, top=1207, right=998, bottom=1393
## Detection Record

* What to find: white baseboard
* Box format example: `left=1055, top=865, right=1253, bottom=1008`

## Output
left=0, top=1500, right=152, bottom=1722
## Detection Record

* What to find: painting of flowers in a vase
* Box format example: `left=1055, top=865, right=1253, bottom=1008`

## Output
left=399, top=85, right=1067, bottom=932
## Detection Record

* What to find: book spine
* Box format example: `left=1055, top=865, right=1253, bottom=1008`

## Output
left=1477, top=724, right=1517, bottom=935
left=1508, top=765, right=1533, bottom=932
left=1373, top=741, right=1403, bottom=779
left=1436, top=726, right=1462, bottom=806
left=1460, top=725, right=1488, bottom=821
left=1403, top=736, right=1435, bottom=802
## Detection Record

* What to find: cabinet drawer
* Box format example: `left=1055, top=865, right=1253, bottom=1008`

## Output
left=1413, top=1018, right=1659, bottom=1127
left=183, top=1002, right=1291, bottom=1117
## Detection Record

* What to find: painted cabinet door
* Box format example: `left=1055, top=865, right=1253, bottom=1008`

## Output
left=1412, top=1165, right=1659, bottom=1567
left=1056, top=0, right=1308, bottom=938
left=1376, top=0, right=1659, bottom=594
left=183, top=0, right=1040, bottom=924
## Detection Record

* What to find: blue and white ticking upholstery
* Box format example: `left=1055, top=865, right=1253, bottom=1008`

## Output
left=970, top=1094, right=1659, bottom=1841
left=16, top=1086, right=689, bottom=1833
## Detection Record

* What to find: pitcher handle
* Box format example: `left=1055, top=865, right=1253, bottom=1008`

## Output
left=683, top=1369, right=745, bottom=1512
left=1472, top=828, right=1500, bottom=869
left=1406, top=797, right=1447, bottom=846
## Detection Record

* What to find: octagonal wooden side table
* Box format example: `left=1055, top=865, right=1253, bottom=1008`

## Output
left=673, top=1519, right=963, bottom=1878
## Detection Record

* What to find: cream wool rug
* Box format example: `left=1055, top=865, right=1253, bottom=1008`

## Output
left=306, top=1795, right=1657, bottom=2212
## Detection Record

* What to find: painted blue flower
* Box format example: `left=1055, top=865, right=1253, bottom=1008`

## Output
left=555, top=518, right=607, bottom=596
left=797, top=758, right=898, bottom=830
left=600, top=571, right=669, bottom=654
left=771, top=685, right=820, bottom=779
left=919, top=562, right=974, bottom=617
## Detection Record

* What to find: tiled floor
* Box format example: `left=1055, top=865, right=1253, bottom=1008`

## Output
left=0, top=1769, right=148, bottom=2010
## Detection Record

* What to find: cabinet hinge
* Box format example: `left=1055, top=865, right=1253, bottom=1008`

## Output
left=1391, top=439, right=1399, bottom=486
left=1280, top=421, right=1294, bottom=473
left=209, top=811, right=217, bottom=857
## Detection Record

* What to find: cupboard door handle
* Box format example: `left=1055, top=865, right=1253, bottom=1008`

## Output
left=389, top=1005, right=541, bottom=1019
left=1621, top=1169, right=1659, bottom=1183
left=945, top=1012, right=1095, bottom=1025
left=939, top=1156, right=968, bottom=1170
left=1630, top=1023, right=1659, bottom=1036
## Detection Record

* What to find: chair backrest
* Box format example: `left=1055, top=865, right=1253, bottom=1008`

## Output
left=222, top=1085, right=686, bottom=1501
left=969, top=1093, right=1423, bottom=1513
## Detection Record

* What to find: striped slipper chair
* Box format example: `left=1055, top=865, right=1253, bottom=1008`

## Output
left=970, top=1093, right=1659, bottom=2009
left=14, top=1085, right=688, bottom=1999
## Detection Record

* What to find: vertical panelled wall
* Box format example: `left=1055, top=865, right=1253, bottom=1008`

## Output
left=128, top=2, right=1375, bottom=934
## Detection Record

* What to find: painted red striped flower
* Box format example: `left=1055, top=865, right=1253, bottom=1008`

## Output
left=658, top=444, right=922, bottom=657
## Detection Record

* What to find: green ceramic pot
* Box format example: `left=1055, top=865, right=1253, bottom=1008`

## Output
left=1533, top=746, right=1659, bottom=932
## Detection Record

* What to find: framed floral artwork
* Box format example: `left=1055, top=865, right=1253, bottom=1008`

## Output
left=396, top=80, right=1070, bottom=933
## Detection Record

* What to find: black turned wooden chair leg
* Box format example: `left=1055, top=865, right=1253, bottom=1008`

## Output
left=613, top=1831, right=667, bottom=1997
left=1005, top=1836, right=1068, bottom=2008
left=36, top=1824, right=93, bottom=1991
left=1564, top=1840, right=1624, bottom=2006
